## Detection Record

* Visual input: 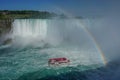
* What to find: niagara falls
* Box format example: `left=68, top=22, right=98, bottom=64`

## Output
left=0, top=0, right=120, bottom=80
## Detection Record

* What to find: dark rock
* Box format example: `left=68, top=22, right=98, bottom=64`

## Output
left=2, top=38, right=12, bottom=45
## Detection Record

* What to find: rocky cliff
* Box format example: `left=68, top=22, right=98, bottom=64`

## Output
left=0, top=19, right=13, bottom=44
left=0, top=19, right=13, bottom=36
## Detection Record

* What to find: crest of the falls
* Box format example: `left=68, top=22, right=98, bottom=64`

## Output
left=12, top=19, right=47, bottom=39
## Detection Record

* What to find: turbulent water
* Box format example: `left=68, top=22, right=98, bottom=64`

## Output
left=0, top=19, right=119, bottom=80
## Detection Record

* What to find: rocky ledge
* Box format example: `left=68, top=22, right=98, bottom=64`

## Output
left=0, top=19, right=13, bottom=45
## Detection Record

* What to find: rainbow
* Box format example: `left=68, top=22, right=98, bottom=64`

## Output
left=76, top=19, right=107, bottom=65
left=54, top=7, right=107, bottom=65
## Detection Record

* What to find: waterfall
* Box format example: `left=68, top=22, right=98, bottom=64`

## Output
left=12, top=19, right=92, bottom=46
left=12, top=19, right=98, bottom=47
left=11, top=19, right=105, bottom=64
left=12, top=19, right=47, bottom=39
left=12, top=19, right=65, bottom=45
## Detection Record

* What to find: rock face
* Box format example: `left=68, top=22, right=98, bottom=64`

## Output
left=0, top=19, right=13, bottom=36
left=0, top=19, right=13, bottom=44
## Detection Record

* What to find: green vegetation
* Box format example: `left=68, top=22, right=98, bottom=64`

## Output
left=0, top=10, right=57, bottom=19
left=0, top=10, right=83, bottom=19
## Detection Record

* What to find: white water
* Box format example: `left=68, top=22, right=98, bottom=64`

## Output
left=12, top=19, right=91, bottom=46
left=13, top=19, right=47, bottom=39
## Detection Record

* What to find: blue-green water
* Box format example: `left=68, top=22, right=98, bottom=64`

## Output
left=0, top=44, right=103, bottom=80
left=0, top=19, right=106, bottom=80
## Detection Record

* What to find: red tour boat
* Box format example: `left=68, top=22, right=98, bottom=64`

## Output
left=48, top=57, right=70, bottom=66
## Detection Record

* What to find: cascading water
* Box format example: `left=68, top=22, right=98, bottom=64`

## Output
left=12, top=19, right=47, bottom=39
left=0, top=19, right=107, bottom=80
